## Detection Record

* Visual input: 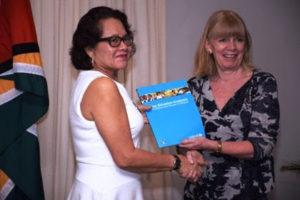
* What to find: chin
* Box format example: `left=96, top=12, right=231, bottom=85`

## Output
left=114, top=59, right=128, bottom=66
left=116, top=64, right=128, bottom=70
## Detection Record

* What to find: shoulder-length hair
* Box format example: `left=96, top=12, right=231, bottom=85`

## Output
left=70, top=6, right=135, bottom=70
left=194, top=10, right=256, bottom=77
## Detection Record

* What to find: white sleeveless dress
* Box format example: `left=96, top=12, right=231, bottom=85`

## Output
left=67, top=70, right=144, bottom=200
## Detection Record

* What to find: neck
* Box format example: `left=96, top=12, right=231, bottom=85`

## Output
left=212, top=67, right=249, bottom=82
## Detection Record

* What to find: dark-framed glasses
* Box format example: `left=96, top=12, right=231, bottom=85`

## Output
left=97, top=35, right=133, bottom=47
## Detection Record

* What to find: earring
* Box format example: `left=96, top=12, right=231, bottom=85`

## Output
left=91, top=57, right=95, bottom=67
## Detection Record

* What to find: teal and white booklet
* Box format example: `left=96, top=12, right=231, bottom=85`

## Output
left=136, top=79, right=205, bottom=148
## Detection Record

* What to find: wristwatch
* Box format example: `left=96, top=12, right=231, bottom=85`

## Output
left=215, top=141, right=222, bottom=153
left=172, top=154, right=181, bottom=170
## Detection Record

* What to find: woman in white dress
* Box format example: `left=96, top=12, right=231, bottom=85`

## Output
left=67, top=6, right=208, bottom=200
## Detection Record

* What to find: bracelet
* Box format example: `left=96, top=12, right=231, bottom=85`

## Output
left=215, top=141, right=222, bottom=153
left=172, top=154, right=181, bottom=171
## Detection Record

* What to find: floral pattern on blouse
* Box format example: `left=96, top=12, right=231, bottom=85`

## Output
left=184, top=71, right=280, bottom=200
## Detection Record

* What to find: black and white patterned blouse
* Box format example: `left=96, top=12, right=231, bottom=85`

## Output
left=184, top=71, right=280, bottom=200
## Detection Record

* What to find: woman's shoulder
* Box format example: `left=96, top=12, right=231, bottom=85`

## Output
left=252, top=71, right=277, bottom=82
left=251, top=71, right=278, bottom=92
left=187, top=76, right=209, bottom=97
left=89, top=76, right=117, bottom=93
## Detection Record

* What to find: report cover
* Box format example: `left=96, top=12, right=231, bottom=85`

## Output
left=136, top=79, right=205, bottom=148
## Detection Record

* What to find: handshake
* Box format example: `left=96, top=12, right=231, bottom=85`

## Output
left=174, top=149, right=209, bottom=183
left=137, top=104, right=209, bottom=182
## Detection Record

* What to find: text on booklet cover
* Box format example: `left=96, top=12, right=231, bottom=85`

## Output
left=136, top=79, right=205, bottom=148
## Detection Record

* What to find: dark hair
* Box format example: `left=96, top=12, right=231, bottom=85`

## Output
left=70, top=6, right=135, bottom=70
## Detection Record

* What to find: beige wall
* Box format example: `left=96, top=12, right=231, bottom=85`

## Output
left=167, top=0, right=300, bottom=199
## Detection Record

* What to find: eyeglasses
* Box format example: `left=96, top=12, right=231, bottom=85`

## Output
left=97, top=35, right=133, bottom=47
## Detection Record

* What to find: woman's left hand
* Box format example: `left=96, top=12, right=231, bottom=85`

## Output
left=136, top=104, right=152, bottom=124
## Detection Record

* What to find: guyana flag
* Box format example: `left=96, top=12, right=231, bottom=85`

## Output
left=0, top=0, right=49, bottom=199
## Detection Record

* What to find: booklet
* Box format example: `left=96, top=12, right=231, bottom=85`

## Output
left=136, top=79, right=205, bottom=148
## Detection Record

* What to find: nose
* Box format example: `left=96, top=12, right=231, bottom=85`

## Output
left=228, top=39, right=237, bottom=50
left=119, top=40, right=128, bottom=49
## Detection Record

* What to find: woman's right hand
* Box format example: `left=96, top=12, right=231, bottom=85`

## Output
left=180, top=136, right=212, bottom=150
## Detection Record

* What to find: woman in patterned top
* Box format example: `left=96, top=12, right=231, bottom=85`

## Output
left=179, top=10, right=280, bottom=200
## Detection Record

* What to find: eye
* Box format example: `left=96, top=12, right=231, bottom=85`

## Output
left=218, top=38, right=227, bottom=43
left=123, top=35, right=133, bottom=45
left=110, top=36, right=120, bottom=43
left=235, top=37, right=245, bottom=43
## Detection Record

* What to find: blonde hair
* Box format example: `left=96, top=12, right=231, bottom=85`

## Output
left=194, top=10, right=256, bottom=77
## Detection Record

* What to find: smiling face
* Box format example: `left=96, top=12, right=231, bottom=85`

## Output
left=205, top=34, right=245, bottom=72
left=86, top=18, right=133, bottom=78
left=196, top=10, right=254, bottom=76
